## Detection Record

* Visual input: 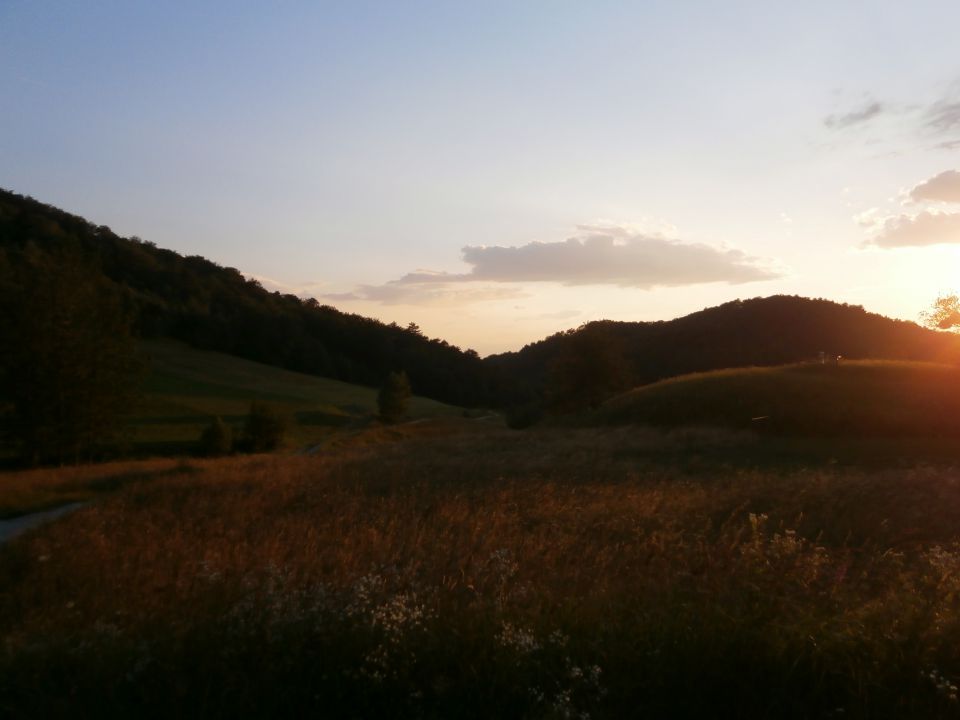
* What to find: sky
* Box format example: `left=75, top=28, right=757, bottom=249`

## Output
left=3, top=1, right=960, bottom=355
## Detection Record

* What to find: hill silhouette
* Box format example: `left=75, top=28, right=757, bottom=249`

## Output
left=0, top=189, right=488, bottom=407
left=3, top=188, right=959, bottom=415
left=487, top=296, right=960, bottom=409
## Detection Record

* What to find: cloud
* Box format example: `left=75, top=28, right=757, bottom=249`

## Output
left=869, top=210, right=960, bottom=248
left=909, top=170, right=960, bottom=203
left=326, top=283, right=526, bottom=306
left=925, top=99, right=960, bottom=135
left=329, top=226, right=780, bottom=306
left=455, top=230, right=778, bottom=287
left=819, top=88, right=960, bottom=148
left=824, top=100, right=886, bottom=130
left=853, top=208, right=883, bottom=229
left=933, top=139, right=960, bottom=151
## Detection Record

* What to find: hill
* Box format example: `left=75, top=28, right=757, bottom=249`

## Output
left=488, top=296, right=960, bottom=409
left=0, top=189, right=488, bottom=407
left=5, top=188, right=960, bottom=418
left=596, top=359, right=960, bottom=438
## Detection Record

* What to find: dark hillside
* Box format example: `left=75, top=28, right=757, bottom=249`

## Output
left=488, top=296, right=960, bottom=407
left=0, top=189, right=488, bottom=407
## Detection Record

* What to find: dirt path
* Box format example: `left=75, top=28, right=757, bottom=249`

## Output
left=0, top=502, right=87, bottom=545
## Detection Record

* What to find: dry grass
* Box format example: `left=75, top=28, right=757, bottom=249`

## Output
left=2, top=426, right=960, bottom=717
left=0, top=457, right=192, bottom=518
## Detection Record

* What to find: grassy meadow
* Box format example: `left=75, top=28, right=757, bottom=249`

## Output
left=3, top=421, right=960, bottom=718
left=131, top=339, right=465, bottom=454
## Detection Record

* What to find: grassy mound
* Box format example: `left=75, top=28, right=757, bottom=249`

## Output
left=597, top=360, right=960, bottom=437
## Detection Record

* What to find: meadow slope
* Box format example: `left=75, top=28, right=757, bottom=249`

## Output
left=132, top=338, right=465, bottom=453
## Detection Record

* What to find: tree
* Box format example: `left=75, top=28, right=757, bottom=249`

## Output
left=921, top=293, right=960, bottom=331
left=237, top=402, right=286, bottom=453
left=378, top=371, right=412, bottom=423
left=0, top=251, right=142, bottom=465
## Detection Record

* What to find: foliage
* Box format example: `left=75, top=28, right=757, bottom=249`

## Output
left=0, top=250, right=142, bottom=465
left=238, top=402, right=286, bottom=453
left=544, top=322, right=629, bottom=413
left=921, top=292, right=960, bottom=331
left=198, top=416, right=232, bottom=457
left=377, top=371, right=412, bottom=423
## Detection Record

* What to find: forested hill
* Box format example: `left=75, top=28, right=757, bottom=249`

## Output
left=0, top=189, right=488, bottom=407
left=486, top=295, right=960, bottom=407
left=3, top=188, right=958, bottom=413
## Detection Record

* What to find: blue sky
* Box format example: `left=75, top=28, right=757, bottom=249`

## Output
left=4, top=1, right=960, bottom=353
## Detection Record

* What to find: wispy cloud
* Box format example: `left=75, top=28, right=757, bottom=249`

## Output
left=933, top=139, right=960, bottom=151
left=925, top=99, right=960, bottom=135
left=328, top=225, right=781, bottom=306
left=823, top=100, right=886, bottom=130
left=822, top=85, right=960, bottom=150
left=326, top=282, right=526, bottom=306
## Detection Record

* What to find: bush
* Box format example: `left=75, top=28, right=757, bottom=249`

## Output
left=198, top=416, right=232, bottom=457
left=238, top=402, right=286, bottom=453
left=378, top=371, right=411, bottom=424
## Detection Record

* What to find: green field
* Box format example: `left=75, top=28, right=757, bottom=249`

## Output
left=131, top=339, right=467, bottom=454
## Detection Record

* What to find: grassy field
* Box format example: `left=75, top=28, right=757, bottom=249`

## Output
left=131, top=339, right=467, bottom=454
left=597, top=359, right=960, bottom=437
left=2, top=423, right=960, bottom=718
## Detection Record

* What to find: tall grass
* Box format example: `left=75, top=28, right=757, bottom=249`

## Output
left=1, top=427, right=959, bottom=717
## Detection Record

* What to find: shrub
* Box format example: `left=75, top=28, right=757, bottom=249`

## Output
left=198, top=416, right=232, bottom=457
left=378, top=371, right=411, bottom=424
left=238, top=402, right=286, bottom=453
